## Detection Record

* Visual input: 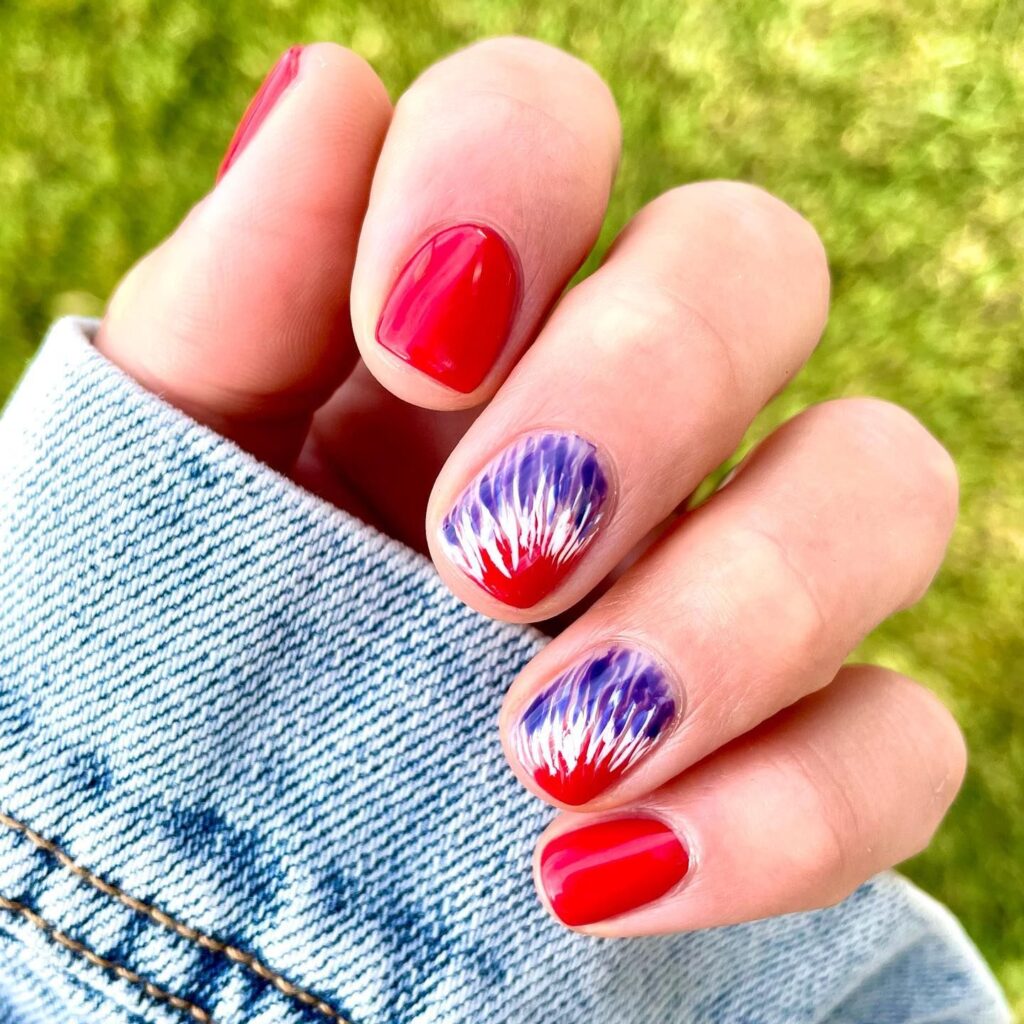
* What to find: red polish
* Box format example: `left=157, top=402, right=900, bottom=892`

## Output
left=375, top=224, right=520, bottom=393
left=217, top=46, right=304, bottom=182
left=540, top=818, right=689, bottom=927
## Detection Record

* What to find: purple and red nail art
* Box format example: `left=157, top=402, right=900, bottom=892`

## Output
left=515, top=646, right=678, bottom=805
left=439, top=432, right=610, bottom=608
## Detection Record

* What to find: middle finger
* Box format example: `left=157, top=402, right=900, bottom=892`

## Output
left=428, top=181, right=830, bottom=619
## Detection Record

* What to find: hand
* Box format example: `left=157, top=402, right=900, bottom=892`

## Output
left=96, top=37, right=964, bottom=934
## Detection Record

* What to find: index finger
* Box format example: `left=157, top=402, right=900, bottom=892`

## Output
left=350, top=37, right=621, bottom=409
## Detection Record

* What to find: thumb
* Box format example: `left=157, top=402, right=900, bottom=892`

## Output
left=97, top=43, right=391, bottom=468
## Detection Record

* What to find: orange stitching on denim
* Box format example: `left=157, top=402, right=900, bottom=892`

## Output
left=0, top=812, right=349, bottom=1023
left=0, top=895, right=211, bottom=1022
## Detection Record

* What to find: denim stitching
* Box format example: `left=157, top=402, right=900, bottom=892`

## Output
left=0, top=895, right=211, bottom=1022
left=0, top=812, right=349, bottom=1024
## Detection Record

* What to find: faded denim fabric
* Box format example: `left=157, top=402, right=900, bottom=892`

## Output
left=0, top=317, right=1009, bottom=1024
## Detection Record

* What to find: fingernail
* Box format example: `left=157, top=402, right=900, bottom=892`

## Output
left=515, top=646, right=679, bottom=805
left=439, top=431, right=611, bottom=608
left=375, top=223, right=520, bottom=393
left=541, top=817, right=689, bottom=927
left=218, top=46, right=304, bottom=182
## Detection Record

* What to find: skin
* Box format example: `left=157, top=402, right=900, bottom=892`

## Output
left=96, top=37, right=966, bottom=936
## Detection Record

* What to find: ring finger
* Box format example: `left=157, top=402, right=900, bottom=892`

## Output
left=500, top=396, right=958, bottom=809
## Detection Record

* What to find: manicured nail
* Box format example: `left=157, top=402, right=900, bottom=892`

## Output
left=541, top=817, right=689, bottom=927
left=375, top=223, right=520, bottom=393
left=515, top=646, right=678, bottom=805
left=439, top=431, right=611, bottom=608
left=218, top=46, right=304, bottom=182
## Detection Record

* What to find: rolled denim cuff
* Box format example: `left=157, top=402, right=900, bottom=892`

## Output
left=0, top=318, right=1009, bottom=1024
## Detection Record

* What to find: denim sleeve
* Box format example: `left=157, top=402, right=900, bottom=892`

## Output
left=0, top=317, right=1010, bottom=1024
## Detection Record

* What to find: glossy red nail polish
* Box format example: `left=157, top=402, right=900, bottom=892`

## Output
left=540, top=818, right=689, bottom=927
left=375, top=224, right=520, bottom=393
left=217, top=46, right=304, bottom=182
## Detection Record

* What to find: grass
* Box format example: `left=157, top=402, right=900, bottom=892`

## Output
left=0, top=0, right=1021, bottom=1012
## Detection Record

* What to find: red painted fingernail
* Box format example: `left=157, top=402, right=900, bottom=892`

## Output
left=218, top=46, right=304, bottom=182
left=540, top=817, right=689, bottom=927
left=375, top=223, right=520, bottom=393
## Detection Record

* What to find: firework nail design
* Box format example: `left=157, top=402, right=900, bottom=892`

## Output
left=515, top=646, right=678, bottom=805
left=439, top=432, right=611, bottom=608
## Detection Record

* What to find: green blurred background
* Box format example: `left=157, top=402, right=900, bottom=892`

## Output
left=0, top=0, right=1021, bottom=1012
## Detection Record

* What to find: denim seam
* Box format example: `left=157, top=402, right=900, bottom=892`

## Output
left=0, top=894, right=209, bottom=1023
left=0, top=812, right=351, bottom=1024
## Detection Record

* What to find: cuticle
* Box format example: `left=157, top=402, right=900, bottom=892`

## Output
left=601, top=634, right=687, bottom=727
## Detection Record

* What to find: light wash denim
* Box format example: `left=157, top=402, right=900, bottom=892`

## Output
left=0, top=317, right=1009, bottom=1024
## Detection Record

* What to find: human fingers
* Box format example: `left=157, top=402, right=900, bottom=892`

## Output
left=534, top=665, right=965, bottom=932
left=501, top=397, right=957, bottom=808
left=427, top=182, right=829, bottom=617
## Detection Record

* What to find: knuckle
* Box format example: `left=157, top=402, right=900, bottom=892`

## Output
left=731, top=523, right=830, bottom=661
left=312, top=42, right=384, bottom=90
left=579, top=277, right=746, bottom=402
left=466, top=36, right=612, bottom=94
left=290, top=45, right=392, bottom=126
left=676, top=181, right=828, bottom=287
left=417, top=37, right=618, bottom=124
left=770, top=743, right=860, bottom=898
left=819, top=398, right=960, bottom=529
left=841, top=666, right=966, bottom=859
left=644, top=182, right=830, bottom=335
left=883, top=672, right=968, bottom=814
left=593, top=278, right=712, bottom=346
left=401, top=40, right=619, bottom=172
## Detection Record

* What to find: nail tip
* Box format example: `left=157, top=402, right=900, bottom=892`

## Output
left=375, top=328, right=478, bottom=394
